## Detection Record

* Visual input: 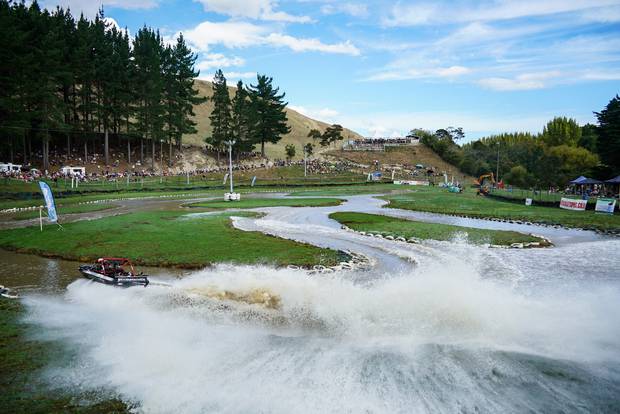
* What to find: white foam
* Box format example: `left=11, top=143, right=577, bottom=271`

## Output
left=24, top=256, right=620, bottom=413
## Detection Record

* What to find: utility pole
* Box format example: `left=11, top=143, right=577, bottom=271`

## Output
left=226, top=140, right=235, bottom=193
left=224, top=140, right=239, bottom=201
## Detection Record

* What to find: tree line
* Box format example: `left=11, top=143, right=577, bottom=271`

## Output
left=207, top=69, right=291, bottom=160
left=207, top=69, right=345, bottom=161
left=413, top=95, right=620, bottom=187
left=0, top=0, right=204, bottom=170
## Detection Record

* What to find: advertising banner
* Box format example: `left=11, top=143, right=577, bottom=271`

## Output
left=525, top=198, right=532, bottom=206
left=595, top=198, right=616, bottom=214
left=559, top=197, right=587, bottom=211
left=38, top=181, right=58, bottom=222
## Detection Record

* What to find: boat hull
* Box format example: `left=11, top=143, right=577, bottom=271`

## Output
left=79, top=266, right=149, bottom=287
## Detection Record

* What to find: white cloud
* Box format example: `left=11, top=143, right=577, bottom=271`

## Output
left=478, top=71, right=562, bottom=91
left=198, top=71, right=257, bottom=82
left=194, top=0, right=311, bottom=23
left=196, top=54, right=245, bottom=71
left=321, top=3, right=368, bottom=18
left=102, top=17, right=130, bottom=36
left=365, top=65, right=471, bottom=81
left=183, top=21, right=268, bottom=51
left=580, top=5, right=620, bottom=22
left=289, top=105, right=340, bottom=123
left=181, top=20, right=361, bottom=55
left=581, top=71, right=620, bottom=81
left=335, top=110, right=573, bottom=139
left=265, top=33, right=360, bottom=55
left=383, top=0, right=620, bottom=27
left=41, top=0, right=158, bottom=18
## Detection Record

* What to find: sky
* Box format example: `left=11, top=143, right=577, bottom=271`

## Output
left=42, top=0, right=620, bottom=140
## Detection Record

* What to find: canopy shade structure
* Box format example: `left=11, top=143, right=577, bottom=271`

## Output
left=579, top=178, right=603, bottom=184
left=605, top=175, right=620, bottom=184
left=569, top=176, right=587, bottom=184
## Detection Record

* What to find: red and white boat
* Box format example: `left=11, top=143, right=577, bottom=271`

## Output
left=79, top=258, right=149, bottom=287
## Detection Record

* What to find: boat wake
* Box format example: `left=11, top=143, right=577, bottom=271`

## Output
left=23, top=253, right=620, bottom=413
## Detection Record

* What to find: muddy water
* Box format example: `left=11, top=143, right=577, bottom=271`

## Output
left=3, top=194, right=620, bottom=413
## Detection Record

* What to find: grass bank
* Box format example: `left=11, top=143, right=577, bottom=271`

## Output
left=0, top=183, right=396, bottom=211
left=0, top=210, right=344, bottom=268
left=288, top=183, right=404, bottom=197
left=5, top=203, right=118, bottom=221
left=0, top=300, right=131, bottom=413
left=186, top=197, right=342, bottom=209
left=330, top=212, right=544, bottom=246
left=383, top=188, right=620, bottom=231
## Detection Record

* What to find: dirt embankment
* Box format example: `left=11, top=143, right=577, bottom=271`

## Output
left=324, top=144, right=473, bottom=183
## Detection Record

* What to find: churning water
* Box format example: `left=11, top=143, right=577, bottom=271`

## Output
left=18, top=197, right=620, bottom=413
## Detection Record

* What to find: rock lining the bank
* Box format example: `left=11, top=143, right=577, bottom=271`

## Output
left=339, top=224, right=553, bottom=249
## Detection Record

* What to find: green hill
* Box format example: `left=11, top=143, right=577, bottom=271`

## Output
left=184, top=79, right=362, bottom=159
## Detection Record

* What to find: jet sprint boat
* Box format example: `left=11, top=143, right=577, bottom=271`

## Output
left=0, top=285, right=19, bottom=299
left=79, top=258, right=149, bottom=287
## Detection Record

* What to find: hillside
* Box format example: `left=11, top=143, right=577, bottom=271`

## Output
left=185, top=79, right=362, bottom=159
left=325, top=144, right=474, bottom=183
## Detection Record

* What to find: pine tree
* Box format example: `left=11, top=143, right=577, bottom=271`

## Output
left=74, top=14, right=97, bottom=162
left=172, top=34, right=204, bottom=151
left=207, top=69, right=231, bottom=162
left=595, top=95, right=620, bottom=174
left=231, top=80, right=253, bottom=156
left=24, top=3, right=67, bottom=170
left=133, top=27, right=165, bottom=169
left=247, top=74, right=290, bottom=157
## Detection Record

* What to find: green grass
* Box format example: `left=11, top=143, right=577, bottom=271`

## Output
left=490, top=188, right=597, bottom=204
left=6, top=203, right=118, bottom=221
left=288, top=183, right=405, bottom=197
left=0, top=182, right=395, bottom=211
left=0, top=300, right=131, bottom=413
left=0, top=167, right=367, bottom=195
left=383, top=187, right=620, bottom=231
left=186, top=197, right=343, bottom=209
left=0, top=210, right=344, bottom=268
left=330, top=212, right=543, bottom=246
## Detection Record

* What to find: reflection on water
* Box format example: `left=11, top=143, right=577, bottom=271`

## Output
left=3, top=195, right=620, bottom=413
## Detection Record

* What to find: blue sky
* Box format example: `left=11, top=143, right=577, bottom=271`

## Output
left=43, top=0, right=620, bottom=140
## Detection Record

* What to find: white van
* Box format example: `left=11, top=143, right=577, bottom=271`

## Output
left=60, top=166, right=86, bottom=176
left=0, top=163, right=22, bottom=173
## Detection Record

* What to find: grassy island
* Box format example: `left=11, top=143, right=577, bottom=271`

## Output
left=383, top=188, right=620, bottom=231
left=186, top=197, right=343, bottom=209
left=0, top=211, right=345, bottom=268
left=330, top=212, right=546, bottom=246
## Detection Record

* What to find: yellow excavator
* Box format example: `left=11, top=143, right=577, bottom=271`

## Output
left=474, top=173, right=495, bottom=196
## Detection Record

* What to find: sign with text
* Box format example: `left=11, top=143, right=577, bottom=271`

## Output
left=595, top=198, right=616, bottom=214
left=525, top=198, right=532, bottom=206
left=38, top=181, right=58, bottom=222
left=559, top=197, right=587, bottom=211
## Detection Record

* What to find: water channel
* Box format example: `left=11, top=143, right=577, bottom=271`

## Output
left=2, top=194, right=619, bottom=413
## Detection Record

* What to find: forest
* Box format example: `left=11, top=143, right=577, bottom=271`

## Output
left=415, top=95, right=620, bottom=187
left=0, top=0, right=208, bottom=170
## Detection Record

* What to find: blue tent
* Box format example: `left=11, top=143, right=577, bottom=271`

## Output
left=606, top=175, right=620, bottom=184
left=569, top=176, right=587, bottom=184
left=580, top=178, right=602, bottom=184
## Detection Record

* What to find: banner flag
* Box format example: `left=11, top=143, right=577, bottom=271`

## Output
left=223, top=173, right=228, bottom=185
left=559, top=197, right=587, bottom=211
left=38, top=181, right=58, bottom=222
left=595, top=198, right=616, bottom=214
left=251, top=176, right=257, bottom=186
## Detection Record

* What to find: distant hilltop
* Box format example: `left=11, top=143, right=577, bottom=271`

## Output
left=185, top=79, right=362, bottom=160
